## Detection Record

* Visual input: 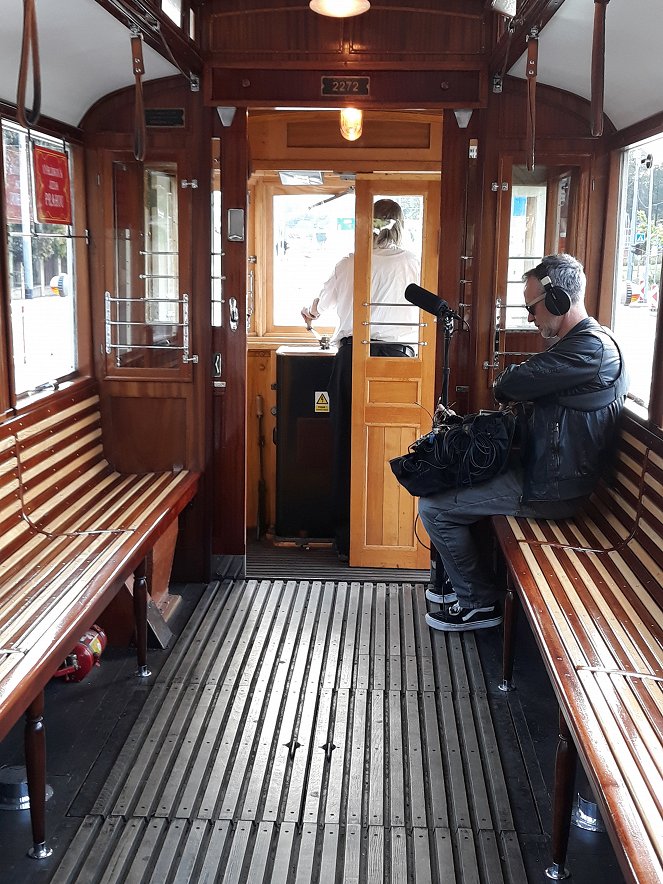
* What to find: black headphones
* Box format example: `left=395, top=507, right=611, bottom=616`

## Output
left=533, top=262, right=571, bottom=316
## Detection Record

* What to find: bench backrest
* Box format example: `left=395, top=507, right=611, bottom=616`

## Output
left=501, top=410, right=662, bottom=681
left=0, top=385, right=112, bottom=563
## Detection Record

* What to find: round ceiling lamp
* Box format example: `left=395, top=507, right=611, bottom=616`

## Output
left=309, top=0, right=371, bottom=18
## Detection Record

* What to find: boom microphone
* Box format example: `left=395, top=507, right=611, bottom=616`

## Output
left=404, top=284, right=459, bottom=319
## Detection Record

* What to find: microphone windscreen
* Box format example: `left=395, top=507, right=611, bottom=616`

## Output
left=404, top=283, right=450, bottom=317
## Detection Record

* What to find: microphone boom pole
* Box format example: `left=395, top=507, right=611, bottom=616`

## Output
left=404, top=283, right=460, bottom=406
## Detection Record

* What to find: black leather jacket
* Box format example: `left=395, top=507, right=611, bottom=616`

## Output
left=493, top=318, right=628, bottom=501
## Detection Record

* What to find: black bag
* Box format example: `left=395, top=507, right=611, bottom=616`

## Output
left=389, top=407, right=517, bottom=498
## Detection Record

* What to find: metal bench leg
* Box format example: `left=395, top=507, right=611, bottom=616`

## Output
left=499, top=572, right=518, bottom=692
left=546, top=710, right=577, bottom=880
left=133, top=558, right=151, bottom=678
left=25, top=692, right=52, bottom=859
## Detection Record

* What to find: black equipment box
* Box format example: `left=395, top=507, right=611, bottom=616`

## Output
left=275, top=347, right=334, bottom=538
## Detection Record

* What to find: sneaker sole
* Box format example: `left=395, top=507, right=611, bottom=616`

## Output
left=425, top=613, right=503, bottom=632
left=425, top=589, right=457, bottom=604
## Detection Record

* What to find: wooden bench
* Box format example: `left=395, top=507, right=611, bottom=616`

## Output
left=492, top=411, right=663, bottom=883
left=0, top=380, right=200, bottom=858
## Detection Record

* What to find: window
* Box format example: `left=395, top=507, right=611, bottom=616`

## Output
left=504, top=167, right=547, bottom=330
left=613, top=135, right=663, bottom=410
left=271, top=189, right=356, bottom=330
left=107, top=159, right=191, bottom=374
left=162, top=0, right=182, bottom=27
left=2, top=121, right=77, bottom=396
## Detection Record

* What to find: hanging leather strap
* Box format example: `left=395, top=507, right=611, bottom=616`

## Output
left=525, top=32, right=538, bottom=171
left=131, top=30, right=146, bottom=162
left=591, top=0, right=610, bottom=137
left=16, top=0, right=41, bottom=129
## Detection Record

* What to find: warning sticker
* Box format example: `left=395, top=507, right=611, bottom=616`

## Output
left=315, top=391, right=330, bottom=413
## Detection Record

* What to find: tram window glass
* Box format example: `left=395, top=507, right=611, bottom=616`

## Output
left=109, top=161, right=184, bottom=371
left=2, top=121, right=76, bottom=396
left=271, top=189, right=356, bottom=329
left=504, top=166, right=547, bottom=330
left=211, top=190, right=223, bottom=328
left=613, top=134, right=663, bottom=412
left=162, top=0, right=182, bottom=27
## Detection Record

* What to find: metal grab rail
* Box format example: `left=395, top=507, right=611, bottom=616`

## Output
left=104, top=291, right=198, bottom=364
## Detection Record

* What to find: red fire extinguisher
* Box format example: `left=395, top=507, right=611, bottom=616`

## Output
left=53, top=625, right=107, bottom=683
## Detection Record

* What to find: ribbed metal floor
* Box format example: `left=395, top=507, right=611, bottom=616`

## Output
left=50, top=579, right=527, bottom=883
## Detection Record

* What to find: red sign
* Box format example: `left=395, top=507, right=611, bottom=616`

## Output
left=33, top=146, right=72, bottom=224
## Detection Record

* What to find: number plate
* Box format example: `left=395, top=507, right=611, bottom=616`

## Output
left=321, top=76, right=370, bottom=96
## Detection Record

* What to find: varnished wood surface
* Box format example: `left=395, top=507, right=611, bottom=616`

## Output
left=205, top=0, right=487, bottom=63
left=0, top=381, right=200, bottom=742
left=492, top=412, right=663, bottom=884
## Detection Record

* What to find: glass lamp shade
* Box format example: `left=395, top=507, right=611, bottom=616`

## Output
left=339, top=108, right=363, bottom=141
left=309, top=0, right=370, bottom=18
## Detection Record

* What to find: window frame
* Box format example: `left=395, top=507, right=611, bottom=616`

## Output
left=607, top=135, right=663, bottom=424
left=249, top=175, right=357, bottom=341
left=0, top=120, right=91, bottom=410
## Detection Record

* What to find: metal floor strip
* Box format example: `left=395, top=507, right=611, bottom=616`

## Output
left=50, top=580, right=528, bottom=884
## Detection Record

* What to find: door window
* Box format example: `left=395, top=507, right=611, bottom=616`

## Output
left=366, top=193, right=423, bottom=355
left=107, top=159, right=193, bottom=375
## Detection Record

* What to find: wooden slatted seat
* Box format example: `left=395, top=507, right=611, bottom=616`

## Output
left=492, top=411, right=663, bottom=884
left=0, top=379, right=199, bottom=858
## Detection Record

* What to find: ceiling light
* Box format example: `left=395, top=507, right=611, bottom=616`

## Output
left=339, top=108, right=363, bottom=141
left=309, top=0, right=370, bottom=19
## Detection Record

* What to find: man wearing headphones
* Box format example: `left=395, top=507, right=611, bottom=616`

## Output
left=420, top=253, right=628, bottom=632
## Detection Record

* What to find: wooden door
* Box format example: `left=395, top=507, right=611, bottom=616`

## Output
left=350, top=178, right=440, bottom=568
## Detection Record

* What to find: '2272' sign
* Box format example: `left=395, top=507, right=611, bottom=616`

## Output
left=321, top=76, right=370, bottom=96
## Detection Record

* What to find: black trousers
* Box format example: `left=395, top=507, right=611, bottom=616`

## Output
left=328, top=337, right=414, bottom=556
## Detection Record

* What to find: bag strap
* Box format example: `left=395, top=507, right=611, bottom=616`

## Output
left=555, top=326, right=628, bottom=411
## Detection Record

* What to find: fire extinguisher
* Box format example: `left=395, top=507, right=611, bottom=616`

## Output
left=53, top=625, right=107, bottom=683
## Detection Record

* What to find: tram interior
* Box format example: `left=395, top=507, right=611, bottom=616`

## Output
left=0, top=1, right=661, bottom=882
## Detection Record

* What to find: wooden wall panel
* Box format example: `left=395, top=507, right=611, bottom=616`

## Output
left=107, top=396, right=187, bottom=473
left=247, top=349, right=277, bottom=532
left=209, top=69, right=485, bottom=109
left=351, top=9, right=485, bottom=57
left=248, top=110, right=443, bottom=172
left=206, top=0, right=486, bottom=62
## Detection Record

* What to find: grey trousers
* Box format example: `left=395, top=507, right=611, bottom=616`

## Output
left=417, top=468, right=581, bottom=610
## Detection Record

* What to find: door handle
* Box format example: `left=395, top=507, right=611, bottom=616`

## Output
left=229, top=297, right=239, bottom=331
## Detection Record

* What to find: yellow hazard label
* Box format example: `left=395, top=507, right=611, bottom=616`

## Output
left=315, top=391, right=330, bottom=413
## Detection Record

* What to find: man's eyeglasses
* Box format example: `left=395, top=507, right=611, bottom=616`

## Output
left=524, top=293, right=546, bottom=316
